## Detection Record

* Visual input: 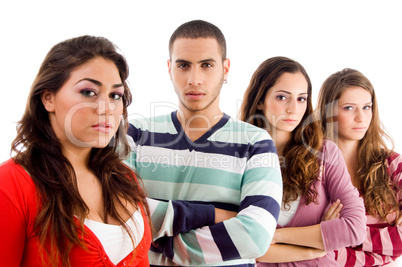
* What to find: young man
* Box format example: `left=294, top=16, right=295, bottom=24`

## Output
left=125, top=20, right=282, bottom=266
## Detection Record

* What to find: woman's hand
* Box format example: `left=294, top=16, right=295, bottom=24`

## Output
left=322, top=199, right=343, bottom=221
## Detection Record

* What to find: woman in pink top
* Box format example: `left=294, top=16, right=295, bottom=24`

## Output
left=0, top=35, right=152, bottom=266
left=239, top=57, right=367, bottom=266
left=317, top=68, right=402, bottom=266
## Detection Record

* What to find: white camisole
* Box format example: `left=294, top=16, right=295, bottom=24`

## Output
left=84, top=210, right=144, bottom=265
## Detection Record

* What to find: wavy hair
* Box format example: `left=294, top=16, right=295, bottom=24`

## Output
left=240, top=56, right=323, bottom=206
left=11, top=35, right=150, bottom=266
left=317, top=68, right=398, bottom=221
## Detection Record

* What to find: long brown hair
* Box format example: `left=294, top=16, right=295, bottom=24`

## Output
left=317, top=68, right=399, bottom=221
left=11, top=35, right=150, bottom=266
left=240, top=56, right=323, bottom=206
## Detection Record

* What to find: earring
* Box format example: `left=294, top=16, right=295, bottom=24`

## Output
left=223, top=80, right=227, bottom=84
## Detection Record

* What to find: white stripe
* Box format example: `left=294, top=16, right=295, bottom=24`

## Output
left=389, top=154, right=402, bottom=176
left=241, top=180, right=282, bottom=204
left=130, top=117, right=177, bottom=134
left=246, top=152, right=280, bottom=170
left=196, top=227, right=223, bottom=264
left=238, top=205, right=277, bottom=238
left=223, top=218, right=261, bottom=258
left=136, top=146, right=248, bottom=174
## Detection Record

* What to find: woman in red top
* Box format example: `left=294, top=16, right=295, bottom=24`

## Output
left=0, top=35, right=152, bottom=266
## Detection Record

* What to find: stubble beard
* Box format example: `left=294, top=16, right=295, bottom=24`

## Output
left=175, top=76, right=224, bottom=113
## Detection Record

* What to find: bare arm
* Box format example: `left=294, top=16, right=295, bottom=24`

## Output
left=257, top=243, right=326, bottom=263
left=214, top=208, right=237, bottom=223
left=273, top=224, right=325, bottom=250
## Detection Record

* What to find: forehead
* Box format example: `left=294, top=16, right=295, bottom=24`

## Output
left=339, top=86, right=372, bottom=103
left=170, top=38, right=222, bottom=61
left=270, top=72, right=308, bottom=93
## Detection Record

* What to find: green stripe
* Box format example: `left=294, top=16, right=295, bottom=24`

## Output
left=233, top=215, right=270, bottom=256
left=151, top=201, right=171, bottom=235
left=137, top=164, right=243, bottom=190
left=144, top=180, right=240, bottom=204
left=180, top=231, right=206, bottom=265
left=242, top=167, right=282, bottom=185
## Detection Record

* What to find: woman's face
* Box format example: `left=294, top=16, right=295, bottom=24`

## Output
left=336, top=86, right=372, bottom=142
left=42, top=57, right=125, bottom=150
left=259, top=72, right=308, bottom=137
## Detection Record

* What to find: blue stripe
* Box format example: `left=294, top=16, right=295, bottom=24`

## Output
left=150, top=237, right=174, bottom=259
left=128, top=125, right=277, bottom=158
left=239, top=195, right=281, bottom=220
left=172, top=201, right=215, bottom=234
left=152, top=198, right=240, bottom=212
left=210, top=223, right=241, bottom=261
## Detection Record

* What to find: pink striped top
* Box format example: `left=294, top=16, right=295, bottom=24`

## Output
left=336, top=153, right=402, bottom=266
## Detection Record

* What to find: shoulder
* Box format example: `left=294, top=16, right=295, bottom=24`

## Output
left=0, top=159, right=37, bottom=207
left=127, top=113, right=176, bottom=141
left=0, top=159, right=34, bottom=185
left=386, top=152, right=402, bottom=183
left=224, top=117, right=274, bottom=144
left=130, top=113, right=172, bottom=128
left=321, top=139, right=345, bottom=166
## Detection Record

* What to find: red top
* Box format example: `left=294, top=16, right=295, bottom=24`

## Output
left=0, top=159, right=151, bottom=267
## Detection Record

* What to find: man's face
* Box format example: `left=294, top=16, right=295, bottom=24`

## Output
left=168, top=38, right=230, bottom=115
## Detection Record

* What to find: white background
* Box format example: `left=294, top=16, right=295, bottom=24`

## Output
left=0, top=1, right=401, bottom=264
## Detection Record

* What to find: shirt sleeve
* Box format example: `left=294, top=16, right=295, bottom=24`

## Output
left=336, top=225, right=402, bottom=266
left=336, top=152, right=402, bottom=266
left=146, top=198, right=216, bottom=236
left=336, top=246, right=397, bottom=266
left=151, top=135, right=283, bottom=265
left=320, top=141, right=367, bottom=251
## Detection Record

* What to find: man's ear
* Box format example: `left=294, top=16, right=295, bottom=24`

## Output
left=167, top=59, right=172, bottom=80
left=41, top=91, right=55, bottom=112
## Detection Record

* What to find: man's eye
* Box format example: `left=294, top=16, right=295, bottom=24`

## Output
left=178, top=64, right=189, bottom=68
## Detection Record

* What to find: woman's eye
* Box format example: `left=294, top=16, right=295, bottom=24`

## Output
left=110, top=93, right=123, bottom=100
left=363, top=105, right=372, bottom=110
left=298, top=97, right=307, bottom=102
left=80, top=89, right=96, bottom=97
left=276, top=95, right=286, bottom=101
left=343, top=106, right=353, bottom=111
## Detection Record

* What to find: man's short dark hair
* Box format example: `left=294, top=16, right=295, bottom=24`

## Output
left=169, top=20, right=227, bottom=60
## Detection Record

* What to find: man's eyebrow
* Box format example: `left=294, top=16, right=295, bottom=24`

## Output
left=199, top=58, right=216, bottom=63
left=175, top=59, right=191, bottom=64
left=174, top=58, right=217, bottom=64
left=75, top=78, right=124, bottom=88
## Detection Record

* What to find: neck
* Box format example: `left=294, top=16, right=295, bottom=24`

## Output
left=61, top=144, right=92, bottom=174
left=337, top=139, right=359, bottom=185
left=269, top=129, right=292, bottom=157
left=177, top=107, right=223, bottom=142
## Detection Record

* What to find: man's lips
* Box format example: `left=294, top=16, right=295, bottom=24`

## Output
left=186, top=91, right=205, bottom=100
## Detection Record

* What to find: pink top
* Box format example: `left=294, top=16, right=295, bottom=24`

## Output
left=335, top=153, right=402, bottom=266
left=259, top=140, right=367, bottom=266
